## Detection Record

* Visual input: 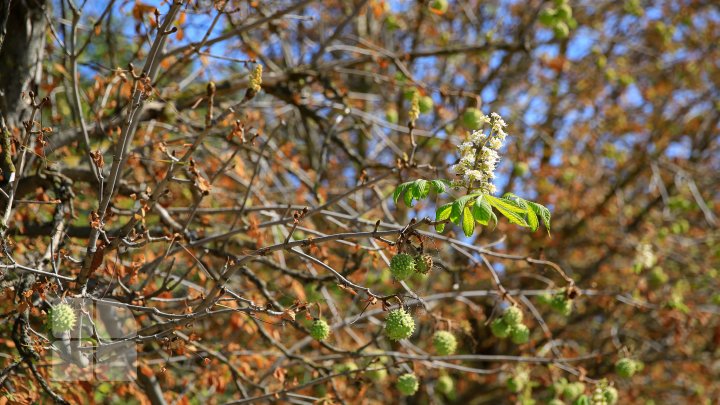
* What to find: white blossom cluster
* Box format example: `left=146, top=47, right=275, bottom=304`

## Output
left=450, top=112, right=508, bottom=194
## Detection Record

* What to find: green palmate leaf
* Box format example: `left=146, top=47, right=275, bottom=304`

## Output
left=393, top=179, right=450, bottom=207
left=471, top=195, right=494, bottom=226
left=462, top=206, right=475, bottom=237
left=485, top=195, right=527, bottom=213
left=429, top=179, right=450, bottom=194
left=504, top=193, right=539, bottom=232
left=450, top=194, right=480, bottom=226
left=435, top=203, right=452, bottom=232
left=527, top=201, right=552, bottom=235
left=412, top=179, right=430, bottom=199
left=525, top=206, right=539, bottom=232
left=393, top=181, right=413, bottom=204
left=404, top=185, right=415, bottom=207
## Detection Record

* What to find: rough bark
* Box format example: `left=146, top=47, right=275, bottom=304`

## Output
left=0, top=0, right=47, bottom=129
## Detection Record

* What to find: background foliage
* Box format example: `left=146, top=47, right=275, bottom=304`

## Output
left=0, top=0, right=718, bottom=404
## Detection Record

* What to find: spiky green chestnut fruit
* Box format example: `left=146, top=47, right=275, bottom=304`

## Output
left=436, top=374, right=453, bottom=395
left=490, top=318, right=511, bottom=339
left=432, top=331, right=458, bottom=356
left=510, top=324, right=530, bottom=344
left=502, top=306, right=524, bottom=325
left=414, top=254, right=433, bottom=274
left=418, top=96, right=434, bottom=114
left=396, top=373, right=419, bottom=396
left=309, top=319, right=330, bottom=341
left=603, top=386, right=618, bottom=404
left=390, top=253, right=416, bottom=281
left=385, top=308, right=415, bottom=341
left=614, top=358, right=637, bottom=378
left=366, top=367, right=387, bottom=382
left=551, top=294, right=573, bottom=316
left=48, top=303, right=77, bottom=333
left=562, top=382, right=585, bottom=401
left=462, top=108, right=484, bottom=130
left=591, top=387, right=607, bottom=405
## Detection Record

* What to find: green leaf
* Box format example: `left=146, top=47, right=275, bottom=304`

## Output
left=471, top=195, right=493, bottom=226
left=393, top=181, right=413, bottom=204
left=435, top=203, right=452, bottom=232
left=525, top=206, right=539, bottom=232
left=462, top=206, right=475, bottom=237
left=504, top=193, right=538, bottom=232
left=450, top=194, right=479, bottom=225
left=403, top=186, right=414, bottom=207
left=413, top=179, right=430, bottom=199
left=496, top=206, right=530, bottom=228
left=486, top=195, right=527, bottom=213
left=527, top=201, right=552, bottom=235
left=429, top=179, right=450, bottom=194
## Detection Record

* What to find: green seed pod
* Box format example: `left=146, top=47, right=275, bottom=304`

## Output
left=309, top=319, right=331, bottom=341
left=385, top=308, right=416, bottom=341
left=436, top=374, right=454, bottom=395
left=562, top=382, right=586, bottom=401
left=386, top=108, right=399, bottom=124
left=414, top=254, right=434, bottom=274
left=432, top=331, right=458, bottom=356
left=390, top=253, right=416, bottom=281
left=603, top=386, right=619, bottom=404
left=48, top=303, right=77, bottom=333
left=510, top=324, right=530, bottom=344
left=551, top=294, right=573, bottom=316
left=502, top=306, right=524, bottom=325
left=614, top=358, right=637, bottom=378
left=548, top=399, right=566, bottom=405
left=490, top=318, right=511, bottom=339
left=462, top=108, right=484, bottom=130
left=396, top=373, right=419, bottom=396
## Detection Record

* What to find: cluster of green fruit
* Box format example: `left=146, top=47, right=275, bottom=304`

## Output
left=538, top=292, right=573, bottom=316
left=590, top=385, right=619, bottom=405
left=538, top=0, right=577, bottom=39
left=490, top=306, right=530, bottom=344
left=615, top=357, right=643, bottom=378
left=389, top=253, right=434, bottom=281
left=548, top=380, right=618, bottom=405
